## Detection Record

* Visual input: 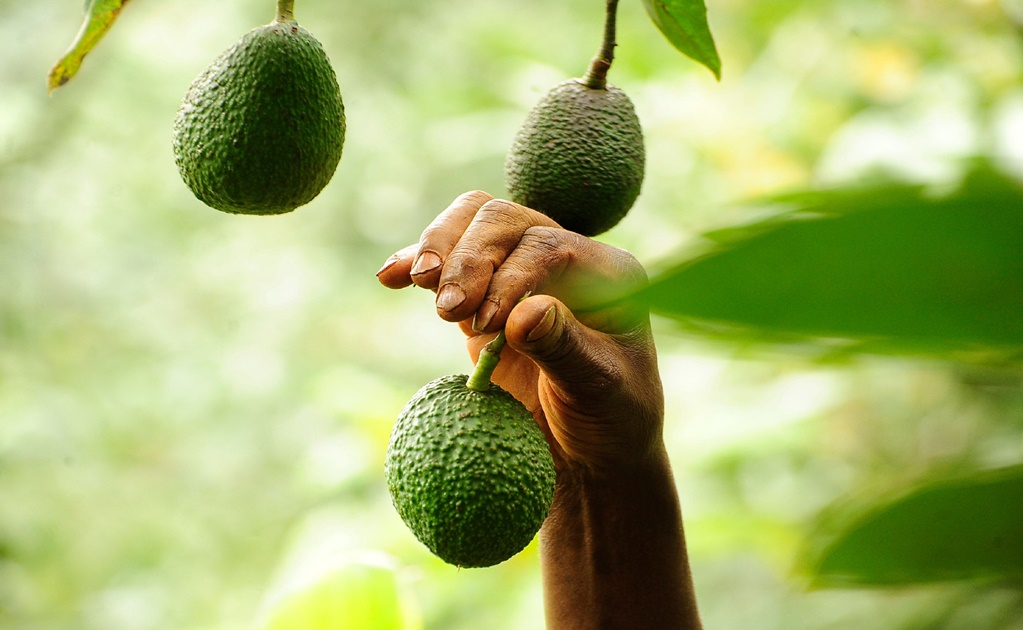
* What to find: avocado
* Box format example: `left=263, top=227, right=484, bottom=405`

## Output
left=504, top=78, right=645, bottom=236
left=385, top=374, right=556, bottom=568
left=173, top=20, right=345, bottom=215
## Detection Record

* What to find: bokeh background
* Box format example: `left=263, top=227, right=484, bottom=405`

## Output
left=3, top=0, right=1023, bottom=628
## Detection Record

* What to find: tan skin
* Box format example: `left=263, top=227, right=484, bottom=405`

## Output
left=378, top=191, right=702, bottom=630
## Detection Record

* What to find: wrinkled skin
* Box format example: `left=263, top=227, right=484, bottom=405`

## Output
left=376, top=190, right=663, bottom=474
left=377, top=191, right=701, bottom=629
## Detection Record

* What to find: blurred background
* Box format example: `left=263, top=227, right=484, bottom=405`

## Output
left=3, top=0, right=1023, bottom=628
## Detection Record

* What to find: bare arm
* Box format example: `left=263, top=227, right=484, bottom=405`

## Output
left=542, top=451, right=700, bottom=629
left=378, top=190, right=702, bottom=629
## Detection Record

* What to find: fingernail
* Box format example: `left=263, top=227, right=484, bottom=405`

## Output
left=526, top=305, right=558, bottom=342
left=436, top=284, right=466, bottom=312
left=411, top=251, right=441, bottom=277
left=472, top=299, right=500, bottom=333
left=375, top=255, right=400, bottom=277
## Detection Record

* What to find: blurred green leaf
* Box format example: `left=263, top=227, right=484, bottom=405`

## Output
left=258, top=561, right=418, bottom=630
left=802, top=465, right=1023, bottom=586
left=48, top=0, right=131, bottom=93
left=637, top=166, right=1023, bottom=359
left=641, top=0, right=721, bottom=79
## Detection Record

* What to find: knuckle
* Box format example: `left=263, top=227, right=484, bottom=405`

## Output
left=517, top=228, right=570, bottom=280
left=457, top=189, right=493, bottom=206
left=475, top=199, right=523, bottom=227
left=521, top=225, right=563, bottom=247
left=610, top=247, right=649, bottom=288
left=520, top=226, right=569, bottom=257
left=480, top=198, right=519, bottom=212
left=443, top=251, right=485, bottom=278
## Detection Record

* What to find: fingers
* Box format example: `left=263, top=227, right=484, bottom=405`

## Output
left=410, top=190, right=494, bottom=290
left=505, top=294, right=663, bottom=468
left=376, top=189, right=647, bottom=336
left=376, top=244, right=419, bottom=289
left=470, top=226, right=647, bottom=334
left=505, top=295, right=622, bottom=395
left=378, top=190, right=662, bottom=472
left=375, top=190, right=492, bottom=290
left=433, top=199, right=561, bottom=324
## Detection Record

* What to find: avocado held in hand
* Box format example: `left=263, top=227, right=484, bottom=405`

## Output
left=173, top=17, right=345, bottom=215
left=385, top=374, right=556, bottom=568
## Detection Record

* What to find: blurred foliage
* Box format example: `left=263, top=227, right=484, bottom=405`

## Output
left=47, top=0, right=132, bottom=93
left=2, top=0, right=1023, bottom=629
left=802, top=464, right=1023, bottom=586
left=255, top=554, right=420, bottom=630
left=639, top=162, right=1023, bottom=359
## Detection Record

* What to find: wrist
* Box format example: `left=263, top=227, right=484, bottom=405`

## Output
left=546, top=441, right=674, bottom=519
left=543, top=359, right=667, bottom=476
left=539, top=443, right=702, bottom=629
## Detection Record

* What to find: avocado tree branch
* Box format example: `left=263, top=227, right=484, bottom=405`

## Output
left=583, top=0, right=620, bottom=89
left=276, top=0, right=295, bottom=23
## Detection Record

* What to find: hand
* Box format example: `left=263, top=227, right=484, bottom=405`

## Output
left=379, top=191, right=701, bottom=628
left=377, top=190, right=664, bottom=474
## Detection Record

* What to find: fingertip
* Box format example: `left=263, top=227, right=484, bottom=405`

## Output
left=376, top=244, right=418, bottom=289
left=477, top=198, right=562, bottom=230
left=435, top=283, right=468, bottom=316
left=526, top=304, right=559, bottom=343
left=410, top=249, right=443, bottom=289
left=505, top=295, right=563, bottom=350
left=507, top=296, right=622, bottom=399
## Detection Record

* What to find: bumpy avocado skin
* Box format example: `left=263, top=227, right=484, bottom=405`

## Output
left=385, top=374, right=556, bottom=568
left=505, top=79, right=645, bottom=236
left=173, top=22, right=345, bottom=215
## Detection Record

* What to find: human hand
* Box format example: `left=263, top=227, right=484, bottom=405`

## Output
left=379, top=192, right=699, bottom=628
left=377, top=190, right=664, bottom=474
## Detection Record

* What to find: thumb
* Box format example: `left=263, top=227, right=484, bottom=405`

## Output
left=505, top=295, right=621, bottom=398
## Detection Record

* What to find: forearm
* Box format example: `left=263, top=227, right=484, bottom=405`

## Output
left=539, top=446, right=701, bottom=630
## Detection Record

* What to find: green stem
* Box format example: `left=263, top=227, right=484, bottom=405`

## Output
left=275, top=0, right=295, bottom=23
left=465, top=330, right=507, bottom=392
left=582, top=0, right=620, bottom=89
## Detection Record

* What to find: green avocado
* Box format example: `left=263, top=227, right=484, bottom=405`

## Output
left=385, top=374, right=556, bottom=568
left=505, top=79, right=645, bottom=236
left=173, top=20, right=345, bottom=215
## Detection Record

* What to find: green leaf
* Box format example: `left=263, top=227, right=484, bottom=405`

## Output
left=636, top=166, right=1023, bottom=359
left=48, top=0, right=132, bottom=94
left=641, top=0, right=722, bottom=79
left=258, top=561, right=418, bottom=630
left=801, top=465, right=1023, bottom=586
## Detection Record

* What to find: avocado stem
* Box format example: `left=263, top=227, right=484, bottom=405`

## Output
left=582, top=0, right=620, bottom=90
left=275, top=0, right=295, bottom=23
left=466, top=330, right=507, bottom=392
